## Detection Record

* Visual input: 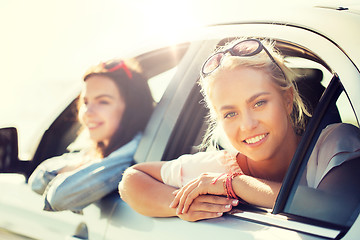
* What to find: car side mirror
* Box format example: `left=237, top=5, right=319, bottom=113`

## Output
left=0, top=127, right=19, bottom=172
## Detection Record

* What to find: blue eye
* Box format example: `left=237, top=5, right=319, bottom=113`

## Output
left=254, top=100, right=266, bottom=108
left=224, top=112, right=237, bottom=119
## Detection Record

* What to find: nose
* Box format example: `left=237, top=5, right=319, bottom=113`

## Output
left=239, top=110, right=258, bottom=132
left=81, top=103, right=96, bottom=119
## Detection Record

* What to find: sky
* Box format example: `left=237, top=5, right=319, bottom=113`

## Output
left=0, top=0, right=212, bottom=157
left=0, top=0, right=351, bottom=157
left=1, top=0, right=203, bottom=98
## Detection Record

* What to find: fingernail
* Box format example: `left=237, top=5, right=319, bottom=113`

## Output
left=232, top=200, right=239, bottom=206
left=171, top=201, right=179, bottom=208
left=225, top=204, right=231, bottom=209
left=217, top=212, right=223, bottom=216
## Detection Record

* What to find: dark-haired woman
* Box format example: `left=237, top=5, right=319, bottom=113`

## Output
left=29, top=59, right=154, bottom=212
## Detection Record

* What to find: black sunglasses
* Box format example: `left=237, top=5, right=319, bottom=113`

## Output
left=201, top=39, right=286, bottom=80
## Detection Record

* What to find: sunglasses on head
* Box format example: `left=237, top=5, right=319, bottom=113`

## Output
left=102, top=60, right=133, bottom=79
left=201, top=39, right=286, bottom=80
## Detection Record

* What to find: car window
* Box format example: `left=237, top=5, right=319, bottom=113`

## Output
left=23, top=43, right=190, bottom=174
left=278, top=74, right=360, bottom=229
left=148, top=67, right=177, bottom=103
left=160, top=38, right=360, bottom=237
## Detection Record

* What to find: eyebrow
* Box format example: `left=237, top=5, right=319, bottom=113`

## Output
left=246, top=92, right=271, bottom=104
left=219, top=92, right=271, bottom=111
left=95, top=94, right=115, bottom=99
left=82, top=94, right=116, bottom=101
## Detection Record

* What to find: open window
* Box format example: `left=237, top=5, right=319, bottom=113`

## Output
left=160, top=38, right=360, bottom=238
left=0, top=42, right=191, bottom=178
left=274, top=74, right=360, bottom=235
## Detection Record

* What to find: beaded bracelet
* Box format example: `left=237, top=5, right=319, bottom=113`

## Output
left=223, top=172, right=243, bottom=199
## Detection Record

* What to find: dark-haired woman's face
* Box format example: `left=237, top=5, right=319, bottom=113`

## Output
left=79, top=75, right=125, bottom=147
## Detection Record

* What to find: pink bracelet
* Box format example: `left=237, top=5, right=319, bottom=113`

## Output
left=224, top=172, right=243, bottom=199
left=211, top=173, right=226, bottom=184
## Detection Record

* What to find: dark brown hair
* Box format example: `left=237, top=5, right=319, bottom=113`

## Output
left=83, top=58, right=154, bottom=157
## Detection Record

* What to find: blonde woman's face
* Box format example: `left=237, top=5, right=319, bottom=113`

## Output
left=210, top=67, right=294, bottom=162
left=78, top=75, right=125, bottom=147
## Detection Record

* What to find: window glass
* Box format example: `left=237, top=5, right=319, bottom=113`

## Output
left=337, top=92, right=359, bottom=127
left=148, top=67, right=177, bottom=103
left=283, top=81, right=360, bottom=228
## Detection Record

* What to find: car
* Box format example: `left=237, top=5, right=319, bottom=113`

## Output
left=1, top=2, right=360, bottom=240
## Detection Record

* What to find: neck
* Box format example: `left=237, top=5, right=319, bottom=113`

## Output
left=245, top=131, right=301, bottom=182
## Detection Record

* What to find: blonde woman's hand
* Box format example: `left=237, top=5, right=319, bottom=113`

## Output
left=175, top=194, right=238, bottom=222
left=170, top=173, right=228, bottom=215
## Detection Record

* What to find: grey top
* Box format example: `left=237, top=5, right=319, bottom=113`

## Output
left=306, top=123, right=360, bottom=188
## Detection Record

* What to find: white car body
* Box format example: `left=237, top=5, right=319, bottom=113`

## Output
left=0, top=2, right=360, bottom=240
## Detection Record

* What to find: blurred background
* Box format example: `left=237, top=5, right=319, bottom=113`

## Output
left=0, top=0, right=345, bottom=159
left=0, top=0, right=210, bottom=158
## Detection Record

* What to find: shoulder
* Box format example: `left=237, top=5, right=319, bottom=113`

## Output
left=307, top=123, right=360, bottom=188
left=162, top=150, right=237, bottom=175
left=175, top=150, right=234, bottom=164
left=161, top=150, right=234, bottom=187
left=317, top=123, right=360, bottom=151
left=321, top=122, right=359, bottom=137
left=107, top=133, right=142, bottom=158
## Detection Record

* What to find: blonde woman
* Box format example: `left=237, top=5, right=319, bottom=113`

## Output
left=119, top=39, right=360, bottom=222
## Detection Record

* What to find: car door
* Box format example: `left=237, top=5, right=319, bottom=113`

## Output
left=105, top=20, right=360, bottom=240
left=0, top=176, right=108, bottom=240
left=0, top=43, right=190, bottom=239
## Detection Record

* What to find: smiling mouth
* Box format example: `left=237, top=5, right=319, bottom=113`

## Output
left=87, top=122, right=102, bottom=129
left=243, top=133, right=268, bottom=144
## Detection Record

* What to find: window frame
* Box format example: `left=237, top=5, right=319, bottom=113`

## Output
left=274, top=74, right=344, bottom=214
left=135, top=23, right=360, bottom=238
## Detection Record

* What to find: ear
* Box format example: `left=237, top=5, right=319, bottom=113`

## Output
left=283, top=87, right=294, bottom=115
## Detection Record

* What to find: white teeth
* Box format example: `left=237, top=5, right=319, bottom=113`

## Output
left=245, top=134, right=267, bottom=144
left=87, top=123, right=99, bottom=128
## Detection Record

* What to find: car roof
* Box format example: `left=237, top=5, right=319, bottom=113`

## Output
left=194, top=2, right=360, bottom=71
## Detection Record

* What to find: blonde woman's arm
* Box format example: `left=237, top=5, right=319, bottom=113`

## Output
left=119, top=162, right=237, bottom=221
left=171, top=173, right=282, bottom=214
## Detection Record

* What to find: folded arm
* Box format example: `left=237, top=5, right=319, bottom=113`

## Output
left=171, top=173, right=281, bottom=214
left=44, top=154, right=133, bottom=211
left=43, top=136, right=140, bottom=212
left=119, top=162, right=237, bottom=222
left=28, top=154, right=77, bottom=195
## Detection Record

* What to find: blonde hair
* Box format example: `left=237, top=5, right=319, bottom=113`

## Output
left=199, top=38, right=311, bottom=150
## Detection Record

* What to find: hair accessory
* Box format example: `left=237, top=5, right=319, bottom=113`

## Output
left=102, top=60, right=133, bottom=79
left=201, top=38, right=285, bottom=80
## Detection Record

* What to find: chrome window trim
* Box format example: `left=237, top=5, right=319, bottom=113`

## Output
left=231, top=211, right=340, bottom=239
